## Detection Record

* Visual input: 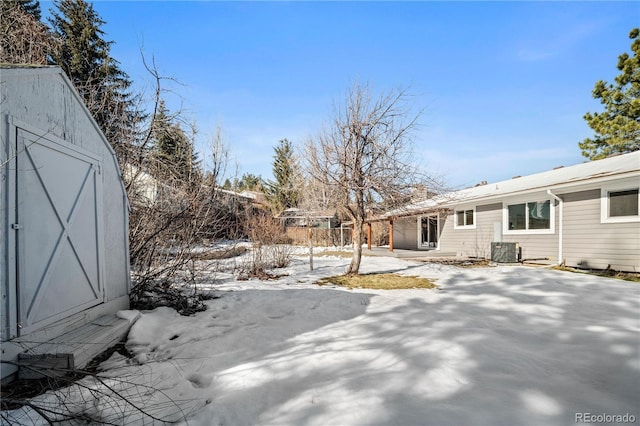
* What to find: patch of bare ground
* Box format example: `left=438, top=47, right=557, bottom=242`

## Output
left=192, top=245, right=247, bottom=260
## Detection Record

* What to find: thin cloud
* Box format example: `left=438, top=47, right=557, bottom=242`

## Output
left=515, top=20, right=604, bottom=63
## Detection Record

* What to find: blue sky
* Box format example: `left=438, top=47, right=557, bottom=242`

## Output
left=44, top=1, right=640, bottom=188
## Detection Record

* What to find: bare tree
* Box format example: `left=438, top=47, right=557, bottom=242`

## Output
left=0, top=1, right=59, bottom=65
left=306, top=82, right=438, bottom=275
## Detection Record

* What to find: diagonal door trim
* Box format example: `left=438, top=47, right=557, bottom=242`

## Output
left=22, top=144, right=101, bottom=319
left=11, top=119, right=106, bottom=335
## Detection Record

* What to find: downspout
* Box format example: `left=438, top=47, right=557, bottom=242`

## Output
left=547, top=190, right=563, bottom=266
left=340, top=222, right=349, bottom=247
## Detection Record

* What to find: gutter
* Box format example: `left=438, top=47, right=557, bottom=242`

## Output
left=547, top=189, right=563, bottom=266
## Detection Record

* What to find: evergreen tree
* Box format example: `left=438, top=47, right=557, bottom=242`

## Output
left=580, top=28, right=640, bottom=160
left=152, top=99, right=197, bottom=183
left=236, top=173, right=263, bottom=191
left=17, top=0, right=41, bottom=21
left=265, top=139, right=301, bottom=212
left=48, top=0, right=137, bottom=154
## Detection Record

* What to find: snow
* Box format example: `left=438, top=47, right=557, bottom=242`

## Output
left=4, top=253, right=639, bottom=425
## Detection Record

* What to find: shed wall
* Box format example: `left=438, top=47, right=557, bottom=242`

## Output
left=1, top=68, right=130, bottom=306
left=1, top=116, right=8, bottom=341
left=1, top=67, right=130, bottom=376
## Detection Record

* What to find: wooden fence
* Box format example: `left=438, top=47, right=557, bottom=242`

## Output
left=285, top=223, right=389, bottom=247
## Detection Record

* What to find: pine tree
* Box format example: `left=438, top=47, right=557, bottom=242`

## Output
left=580, top=28, right=640, bottom=160
left=17, top=0, right=41, bottom=21
left=236, top=173, right=264, bottom=192
left=48, top=0, right=136, bottom=154
left=265, top=139, right=301, bottom=212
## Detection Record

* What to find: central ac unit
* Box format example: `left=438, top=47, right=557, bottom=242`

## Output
left=491, top=242, right=521, bottom=263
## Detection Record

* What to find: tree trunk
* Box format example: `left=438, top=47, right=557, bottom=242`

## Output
left=347, top=218, right=363, bottom=275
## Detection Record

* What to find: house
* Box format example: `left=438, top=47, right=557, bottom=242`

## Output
left=380, top=151, right=640, bottom=272
left=1, top=66, right=134, bottom=380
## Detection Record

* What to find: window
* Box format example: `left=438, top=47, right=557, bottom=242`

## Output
left=610, top=189, right=639, bottom=217
left=465, top=209, right=474, bottom=226
left=507, top=204, right=526, bottom=230
left=528, top=201, right=551, bottom=229
left=504, top=199, right=553, bottom=234
left=454, top=208, right=475, bottom=229
left=601, top=187, right=640, bottom=223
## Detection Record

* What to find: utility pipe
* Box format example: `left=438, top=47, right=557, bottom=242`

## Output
left=547, top=189, right=564, bottom=266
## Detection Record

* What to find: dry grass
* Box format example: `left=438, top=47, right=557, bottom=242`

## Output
left=314, top=250, right=354, bottom=258
left=316, top=273, right=437, bottom=290
left=551, top=265, right=640, bottom=283
left=417, top=258, right=493, bottom=268
left=315, top=250, right=379, bottom=258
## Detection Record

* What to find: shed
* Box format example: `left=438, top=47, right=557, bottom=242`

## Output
left=1, top=66, right=133, bottom=380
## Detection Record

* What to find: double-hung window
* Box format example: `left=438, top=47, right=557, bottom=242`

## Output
left=601, top=186, right=640, bottom=223
left=504, top=199, right=554, bottom=234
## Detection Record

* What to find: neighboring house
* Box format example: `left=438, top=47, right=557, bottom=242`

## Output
left=381, top=151, right=640, bottom=272
left=1, top=66, right=133, bottom=380
left=277, top=208, right=340, bottom=229
left=124, top=165, right=259, bottom=210
left=123, top=163, right=161, bottom=205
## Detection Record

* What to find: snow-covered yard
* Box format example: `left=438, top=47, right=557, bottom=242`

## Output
left=6, top=253, right=640, bottom=425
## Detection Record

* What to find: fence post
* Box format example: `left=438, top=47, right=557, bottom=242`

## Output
left=308, top=226, right=313, bottom=271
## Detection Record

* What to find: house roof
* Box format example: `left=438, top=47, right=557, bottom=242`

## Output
left=383, top=151, right=640, bottom=218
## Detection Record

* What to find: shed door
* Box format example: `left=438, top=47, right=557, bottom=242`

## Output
left=16, top=127, right=104, bottom=335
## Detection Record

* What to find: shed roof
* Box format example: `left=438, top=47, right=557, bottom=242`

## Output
left=384, top=151, right=640, bottom=218
left=276, top=208, right=337, bottom=220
